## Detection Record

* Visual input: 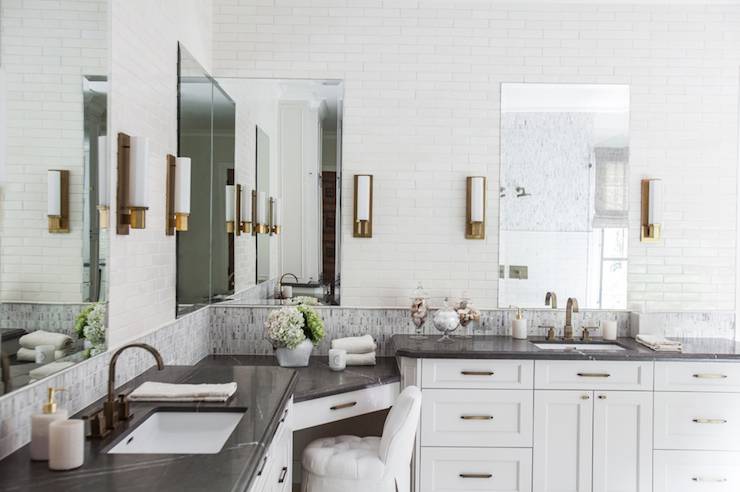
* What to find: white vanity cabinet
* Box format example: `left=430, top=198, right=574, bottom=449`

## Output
left=249, top=399, right=293, bottom=492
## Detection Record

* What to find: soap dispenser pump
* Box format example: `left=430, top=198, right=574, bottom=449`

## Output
left=30, top=388, right=68, bottom=461
left=511, top=307, right=528, bottom=340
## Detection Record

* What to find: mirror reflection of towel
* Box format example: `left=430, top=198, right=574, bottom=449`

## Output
left=19, top=331, right=72, bottom=351
left=16, top=347, right=69, bottom=362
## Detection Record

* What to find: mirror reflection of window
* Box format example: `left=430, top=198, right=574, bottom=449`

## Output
left=499, top=83, right=630, bottom=309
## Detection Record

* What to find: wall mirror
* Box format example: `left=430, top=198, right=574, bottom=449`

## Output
left=498, top=83, right=630, bottom=310
left=0, top=0, right=110, bottom=395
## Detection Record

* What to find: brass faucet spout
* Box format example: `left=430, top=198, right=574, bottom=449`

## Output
left=564, top=298, right=580, bottom=340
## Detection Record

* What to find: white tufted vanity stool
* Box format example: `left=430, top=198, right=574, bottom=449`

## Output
left=301, top=385, right=422, bottom=492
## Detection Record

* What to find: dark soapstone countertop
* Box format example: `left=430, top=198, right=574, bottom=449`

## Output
left=392, top=334, right=740, bottom=361
left=0, top=355, right=400, bottom=492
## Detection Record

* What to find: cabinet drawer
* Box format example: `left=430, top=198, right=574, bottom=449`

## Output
left=655, top=361, right=740, bottom=392
left=654, top=392, right=740, bottom=451
left=292, top=382, right=399, bottom=430
left=421, top=389, right=533, bottom=447
left=420, top=447, right=532, bottom=492
left=422, top=359, right=534, bottom=389
left=654, top=451, right=740, bottom=492
left=534, top=360, right=653, bottom=390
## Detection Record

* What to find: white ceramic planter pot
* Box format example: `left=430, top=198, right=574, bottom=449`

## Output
left=275, top=339, right=313, bottom=367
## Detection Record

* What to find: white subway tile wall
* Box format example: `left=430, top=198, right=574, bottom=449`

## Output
left=211, top=1, right=740, bottom=311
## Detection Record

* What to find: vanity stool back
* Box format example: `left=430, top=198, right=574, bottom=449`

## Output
left=301, top=385, right=422, bottom=492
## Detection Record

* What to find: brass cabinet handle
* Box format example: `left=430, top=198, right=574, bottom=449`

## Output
left=577, top=372, right=611, bottom=378
left=692, top=477, right=727, bottom=483
left=460, top=415, right=494, bottom=420
left=692, top=418, right=727, bottom=424
left=459, top=473, right=493, bottom=479
left=461, top=370, right=494, bottom=376
left=257, top=455, right=268, bottom=476
left=278, top=466, right=288, bottom=483
left=693, top=373, right=728, bottom=379
left=280, top=408, right=289, bottom=423
left=330, top=401, right=357, bottom=411
left=597, top=394, right=607, bottom=400
left=581, top=394, right=590, bottom=400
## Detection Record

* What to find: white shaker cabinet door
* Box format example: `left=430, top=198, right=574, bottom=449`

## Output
left=533, top=390, right=593, bottom=492
left=592, top=391, right=653, bottom=492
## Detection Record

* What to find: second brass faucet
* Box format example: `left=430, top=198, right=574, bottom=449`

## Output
left=564, top=297, right=579, bottom=340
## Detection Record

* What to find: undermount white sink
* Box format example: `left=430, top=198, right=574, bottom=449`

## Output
left=107, top=410, right=245, bottom=455
left=533, top=343, right=625, bottom=352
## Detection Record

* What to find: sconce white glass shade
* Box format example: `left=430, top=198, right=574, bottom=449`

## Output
left=240, top=187, right=251, bottom=219
left=47, top=170, right=61, bottom=216
left=470, top=177, right=485, bottom=222
left=128, top=136, right=149, bottom=208
left=256, top=191, right=267, bottom=224
left=97, top=135, right=108, bottom=207
left=648, top=179, right=663, bottom=224
left=225, top=185, right=235, bottom=222
left=174, top=157, right=191, bottom=214
left=356, top=176, right=371, bottom=221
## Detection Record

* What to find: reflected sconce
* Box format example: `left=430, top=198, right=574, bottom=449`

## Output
left=47, top=170, right=69, bottom=233
left=641, top=178, right=663, bottom=242
left=116, top=133, right=149, bottom=234
left=466, top=176, right=486, bottom=240
left=240, top=186, right=252, bottom=233
left=270, top=197, right=281, bottom=236
left=253, top=191, right=269, bottom=234
left=97, top=135, right=109, bottom=229
left=353, top=175, right=373, bottom=238
left=225, top=184, right=236, bottom=234
left=165, top=155, right=191, bottom=235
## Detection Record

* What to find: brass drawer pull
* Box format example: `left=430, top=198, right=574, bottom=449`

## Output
left=693, top=373, right=728, bottom=379
left=461, top=370, right=494, bottom=376
left=257, top=455, right=268, bottom=476
left=330, top=401, right=358, bottom=411
left=692, top=418, right=727, bottom=424
left=280, top=408, right=289, bottom=423
left=597, top=394, right=607, bottom=400
left=692, top=477, right=728, bottom=483
left=278, top=466, right=288, bottom=483
left=459, top=473, right=493, bottom=479
left=460, top=415, right=494, bottom=420
left=577, top=372, right=611, bottom=378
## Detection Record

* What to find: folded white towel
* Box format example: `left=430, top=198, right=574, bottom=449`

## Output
left=19, top=330, right=72, bottom=351
left=16, top=347, right=69, bottom=362
left=636, top=334, right=682, bottom=352
left=29, top=362, right=75, bottom=380
left=346, top=352, right=376, bottom=366
left=331, top=335, right=376, bottom=354
left=128, top=382, right=238, bottom=402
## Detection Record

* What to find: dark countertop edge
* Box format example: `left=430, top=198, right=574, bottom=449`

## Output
left=292, top=372, right=400, bottom=403
left=392, top=349, right=740, bottom=361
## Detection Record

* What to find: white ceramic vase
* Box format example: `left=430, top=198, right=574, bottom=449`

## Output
left=275, top=339, right=313, bottom=367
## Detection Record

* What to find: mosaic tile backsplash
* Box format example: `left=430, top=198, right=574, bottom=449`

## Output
left=0, top=303, right=90, bottom=337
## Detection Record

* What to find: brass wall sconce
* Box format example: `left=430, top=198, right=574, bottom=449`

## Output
left=116, top=133, right=150, bottom=234
left=353, top=174, right=373, bottom=238
left=97, top=135, right=109, bottom=229
left=47, top=169, right=70, bottom=233
left=165, top=155, right=191, bottom=235
left=641, top=178, right=663, bottom=242
left=234, top=184, right=242, bottom=237
left=466, top=176, right=486, bottom=239
left=225, top=184, right=235, bottom=234
left=270, top=197, right=281, bottom=236
left=240, top=186, right=252, bottom=233
left=253, top=190, right=269, bottom=234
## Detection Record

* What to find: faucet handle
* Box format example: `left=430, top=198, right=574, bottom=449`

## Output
left=539, top=325, right=556, bottom=341
left=580, top=326, right=598, bottom=341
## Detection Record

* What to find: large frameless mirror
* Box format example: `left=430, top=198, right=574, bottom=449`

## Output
left=498, top=83, right=630, bottom=310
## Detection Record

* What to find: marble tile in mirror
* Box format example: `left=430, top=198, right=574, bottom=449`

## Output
left=0, top=0, right=110, bottom=396
left=498, top=83, right=630, bottom=310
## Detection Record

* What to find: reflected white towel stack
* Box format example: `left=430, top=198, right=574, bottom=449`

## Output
left=128, top=382, right=238, bottom=402
left=19, top=330, right=73, bottom=350
left=636, top=334, right=682, bottom=352
left=331, top=335, right=377, bottom=366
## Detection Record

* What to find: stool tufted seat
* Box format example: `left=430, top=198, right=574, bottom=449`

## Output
left=301, top=386, right=422, bottom=492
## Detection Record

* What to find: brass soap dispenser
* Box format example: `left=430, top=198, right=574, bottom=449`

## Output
left=30, top=388, right=68, bottom=461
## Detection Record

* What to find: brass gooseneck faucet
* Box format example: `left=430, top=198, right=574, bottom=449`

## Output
left=564, top=297, right=579, bottom=340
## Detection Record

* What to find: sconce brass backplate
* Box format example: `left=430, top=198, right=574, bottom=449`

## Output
left=48, top=169, right=70, bottom=233
left=116, top=132, right=131, bottom=235
left=465, top=176, right=486, bottom=240
left=640, top=179, right=661, bottom=242
left=235, top=184, right=242, bottom=237
left=353, top=175, right=373, bottom=238
left=165, top=154, right=176, bottom=236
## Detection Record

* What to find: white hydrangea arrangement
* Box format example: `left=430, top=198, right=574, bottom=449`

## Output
left=76, top=302, right=107, bottom=358
left=265, top=307, right=307, bottom=349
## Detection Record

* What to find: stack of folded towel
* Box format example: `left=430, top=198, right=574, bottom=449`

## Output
left=16, top=330, right=73, bottom=362
left=331, top=334, right=377, bottom=366
left=128, top=382, right=238, bottom=402
left=636, top=334, right=682, bottom=352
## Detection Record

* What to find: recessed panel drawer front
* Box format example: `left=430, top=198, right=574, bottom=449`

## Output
left=655, top=362, right=740, bottom=392
left=534, top=360, right=653, bottom=391
left=420, top=447, right=533, bottom=492
left=654, top=451, right=740, bottom=492
left=422, top=359, right=534, bottom=389
left=654, top=392, right=740, bottom=451
left=421, top=389, right=533, bottom=447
